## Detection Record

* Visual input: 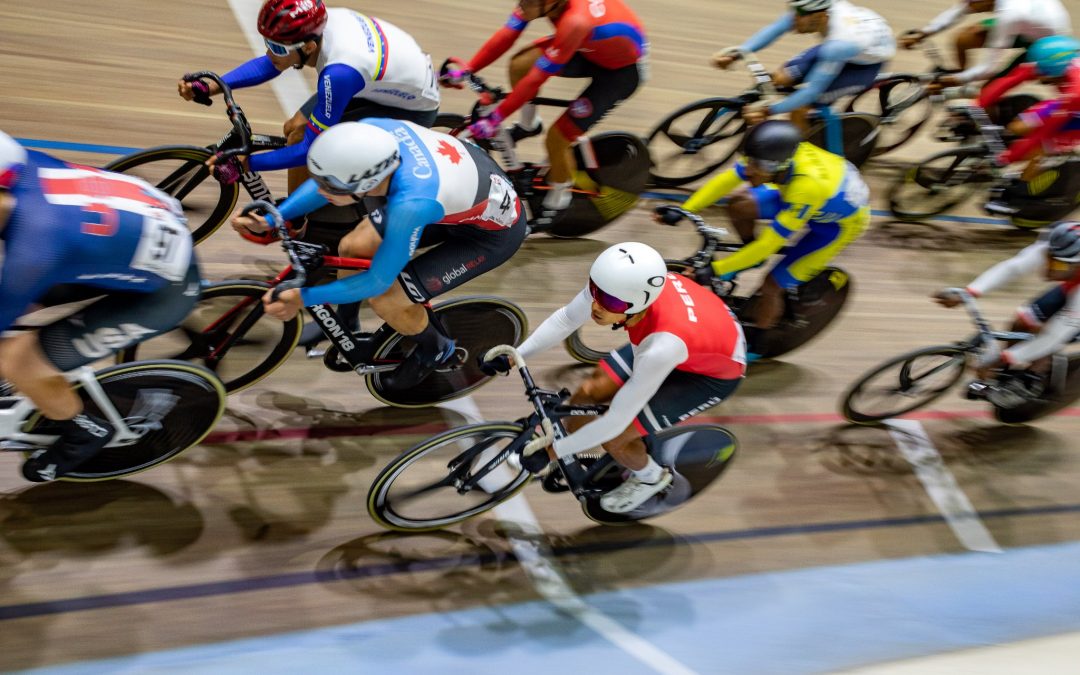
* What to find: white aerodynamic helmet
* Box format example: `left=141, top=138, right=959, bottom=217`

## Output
left=588, top=242, right=668, bottom=314
left=307, top=122, right=401, bottom=195
left=789, top=0, right=832, bottom=12
left=0, top=130, right=27, bottom=190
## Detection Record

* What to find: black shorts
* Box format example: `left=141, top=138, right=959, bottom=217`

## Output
left=551, top=55, right=641, bottom=139
left=369, top=211, right=528, bottom=303
left=599, top=343, right=742, bottom=436
left=1018, top=284, right=1070, bottom=328
left=35, top=259, right=201, bottom=371
left=298, top=97, right=439, bottom=128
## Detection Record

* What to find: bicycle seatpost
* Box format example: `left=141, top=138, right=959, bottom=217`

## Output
left=241, top=201, right=307, bottom=299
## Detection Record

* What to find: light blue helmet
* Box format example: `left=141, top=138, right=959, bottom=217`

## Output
left=1027, top=35, right=1080, bottom=78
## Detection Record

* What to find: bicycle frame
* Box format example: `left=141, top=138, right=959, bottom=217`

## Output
left=0, top=367, right=142, bottom=450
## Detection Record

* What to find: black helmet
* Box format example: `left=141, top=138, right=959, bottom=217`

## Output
left=743, top=120, right=802, bottom=173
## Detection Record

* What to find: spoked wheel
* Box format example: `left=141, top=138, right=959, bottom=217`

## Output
left=23, top=361, right=226, bottom=480
left=842, top=345, right=968, bottom=424
left=368, top=297, right=528, bottom=407
left=888, top=148, right=994, bottom=222
left=105, top=145, right=238, bottom=244
left=116, top=281, right=302, bottom=393
left=646, top=97, right=746, bottom=187
left=845, top=76, right=932, bottom=157
left=367, top=422, right=532, bottom=531
left=580, top=424, right=738, bottom=524
left=806, top=113, right=879, bottom=168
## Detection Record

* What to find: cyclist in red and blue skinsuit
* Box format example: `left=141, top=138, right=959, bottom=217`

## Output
left=0, top=131, right=199, bottom=482
left=444, top=0, right=648, bottom=226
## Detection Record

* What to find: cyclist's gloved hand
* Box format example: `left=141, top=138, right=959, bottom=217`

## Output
left=468, top=111, right=504, bottom=140
left=932, top=288, right=966, bottom=308
left=210, top=152, right=245, bottom=185
left=693, top=264, right=715, bottom=288
left=439, top=57, right=472, bottom=89
left=654, top=205, right=684, bottom=225
left=477, top=353, right=512, bottom=376
left=190, top=79, right=212, bottom=106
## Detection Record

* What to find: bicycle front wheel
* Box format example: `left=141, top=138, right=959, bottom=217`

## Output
left=646, top=98, right=745, bottom=187
left=24, top=360, right=226, bottom=480
left=105, top=145, right=239, bottom=244
left=806, top=113, right=879, bottom=168
left=116, top=280, right=302, bottom=393
left=842, top=345, right=968, bottom=424
left=888, top=148, right=992, bottom=222
left=367, top=422, right=532, bottom=531
left=368, top=296, right=528, bottom=408
left=845, top=76, right=932, bottom=157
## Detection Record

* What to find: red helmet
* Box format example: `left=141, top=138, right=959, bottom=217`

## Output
left=257, top=0, right=328, bottom=44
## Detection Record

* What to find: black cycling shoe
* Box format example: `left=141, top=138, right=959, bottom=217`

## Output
left=527, top=206, right=569, bottom=235
left=22, top=412, right=116, bottom=482
left=509, top=121, right=543, bottom=144
left=382, top=338, right=457, bottom=390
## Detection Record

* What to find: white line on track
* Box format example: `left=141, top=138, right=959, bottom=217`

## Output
left=886, top=419, right=1002, bottom=553
left=226, top=0, right=312, bottom=111
left=440, top=397, right=699, bottom=675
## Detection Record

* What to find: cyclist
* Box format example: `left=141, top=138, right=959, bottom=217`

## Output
left=179, top=0, right=440, bottom=349
left=441, top=0, right=647, bottom=228
left=902, top=0, right=1072, bottom=92
left=232, top=120, right=527, bottom=390
left=0, top=130, right=199, bottom=481
left=712, top=0, right=895, bottom=131
left=656, top=120, right=870, bottom=355
left=974, top=35, right=1080, bottom=213
left=480, top=242, right=746, bottom=514
left=933, top=220, right=1080, bottom=405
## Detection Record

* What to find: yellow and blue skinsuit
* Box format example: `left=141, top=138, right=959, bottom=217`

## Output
left=683, top=142, right=870, bottom=288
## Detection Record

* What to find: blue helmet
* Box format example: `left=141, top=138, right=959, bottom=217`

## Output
left=1027, top=35, right=1080, bottom=78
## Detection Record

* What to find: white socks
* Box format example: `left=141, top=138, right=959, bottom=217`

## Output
left=542, top=180, right=573, bottom=210
left=632, top=457, right=664, bottom=484
left=519, top=104, right=541, bottom=131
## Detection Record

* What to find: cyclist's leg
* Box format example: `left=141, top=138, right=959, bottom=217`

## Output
left=726, top=184, right=784, bottom=243
left=509, top=38, right=550, bottom=133
left=956, top=20, right=991, bottom=70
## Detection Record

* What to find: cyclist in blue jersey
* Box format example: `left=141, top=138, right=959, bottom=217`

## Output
left=0, top=131, right=199, bottom=482
left=712, top=0, right=895, bottom=130
left=232, top=120, right=527, bottom=389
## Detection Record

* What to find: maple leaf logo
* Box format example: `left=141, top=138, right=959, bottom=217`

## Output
left=436, top=140, right=462, bottom=164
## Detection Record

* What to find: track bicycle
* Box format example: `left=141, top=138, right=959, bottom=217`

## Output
left=841, top=288, right=1080, bottom=425
left=563, top=206, right=852, bottom=365
left=646, top=49, right=880, bottom=188
left=434, top=66, right=651, bottom=238
left=116, top=202, right=528, bottom=408
left=887, top=102, right=1080, bottom=228
left=0, top=361, right=225, bottom=481
left=366, top=345, right=738, bottom=530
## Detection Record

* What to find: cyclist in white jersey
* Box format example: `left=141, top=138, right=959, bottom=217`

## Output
left=902, top=0, right=1072, bottom=89
left=713, top=0, right=895, bottom=131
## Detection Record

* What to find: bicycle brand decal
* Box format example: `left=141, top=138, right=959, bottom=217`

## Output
left=311, top=306, right=355, bottom=351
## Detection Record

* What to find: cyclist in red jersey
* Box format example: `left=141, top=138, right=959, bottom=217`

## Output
left=443, top=0, right=648, bottom=228
left=480, top=242, right=746, bottom=513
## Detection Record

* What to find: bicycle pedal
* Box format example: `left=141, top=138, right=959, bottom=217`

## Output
left=540, top=471, right=570, bottom=493
left=965, top=381, right=991, bottom=400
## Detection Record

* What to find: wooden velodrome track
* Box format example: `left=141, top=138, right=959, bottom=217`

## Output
left=2, top=0, right=1079, bottom=670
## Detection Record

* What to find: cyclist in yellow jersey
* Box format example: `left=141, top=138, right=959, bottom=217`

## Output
left=655, top=121, right=869, bottom=341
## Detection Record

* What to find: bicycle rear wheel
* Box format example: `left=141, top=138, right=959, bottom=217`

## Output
left=842, top=345, right=968, bottom=424
left=888, top=147, right=992, bottom=222
left=367, top=422, right=532, bottom=531
left=116, top=280, right=302, bottom=393
left=105, top=145, right=238, bottom=244
left=23, top=360, right=226, bottom=480
left=845, top=76, right=932, bottom=157
left=646, top=98, right=745, bottom=187
left=368, top=296, right=528, bottom=407
left=806, top=113, right=879, bottom=168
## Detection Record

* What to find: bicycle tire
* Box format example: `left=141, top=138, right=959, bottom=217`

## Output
left=845, top=76, right=932, bottom=157
left=805, top=113, right=879, bottom=168
left=367, top=422, right=532, bottom=531
left=646, top=97, right=746, bottom=187
left=23, top=360, right=226, bottom=481
left=116, top=280, right=302, bottom=393
left=105, top=145, right=238, bottom=245
left=367, top=296, right=528, bottom=408
left=887, top=147, right=992, bottom=222
left=993, top=354, right=1080, bottom=425
left=841, top=345, right=968, bottom=424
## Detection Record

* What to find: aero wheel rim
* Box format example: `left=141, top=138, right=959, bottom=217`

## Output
left=648, top=104, right=743, bottom=185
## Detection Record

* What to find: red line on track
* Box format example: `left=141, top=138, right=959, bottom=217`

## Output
left=203, top=407, right=1080, bottom=445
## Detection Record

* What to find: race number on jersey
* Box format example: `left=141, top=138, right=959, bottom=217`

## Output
left=480, top=173, right=519, bottom=228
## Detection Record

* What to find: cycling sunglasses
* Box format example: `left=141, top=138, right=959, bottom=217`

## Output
left=312, top=172, right=360, bottom=196
left=588, top=279, right=633, bottom=314
left=264, top=37, right=304, bottom=57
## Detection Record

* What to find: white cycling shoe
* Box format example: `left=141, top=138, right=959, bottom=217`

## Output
left=600, top=467, right=673, bottom=514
